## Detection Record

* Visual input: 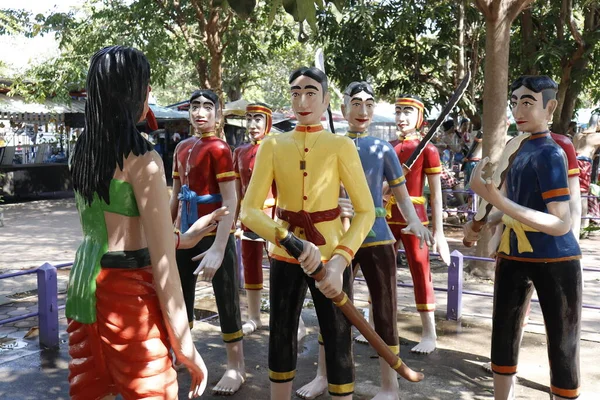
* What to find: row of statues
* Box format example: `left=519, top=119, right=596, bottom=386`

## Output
left=65, top=45, right=583, bottom=400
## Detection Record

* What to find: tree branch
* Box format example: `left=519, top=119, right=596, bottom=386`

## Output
left=189, top=0, right=207, bottom=27
left=474, top=0, right=493, bottom=20
left=218, top=10, right=233, bottom=35
left=506, top=0, right=535, bottom=23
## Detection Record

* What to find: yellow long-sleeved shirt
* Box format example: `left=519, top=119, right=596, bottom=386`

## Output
left=240, top=127, right=375, bottom=264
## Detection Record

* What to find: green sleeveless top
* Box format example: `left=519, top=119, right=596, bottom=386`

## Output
left=66, top=179, right=140, bottom=323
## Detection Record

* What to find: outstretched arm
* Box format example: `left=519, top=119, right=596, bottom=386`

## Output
left=129, top=151, right=206, bottom=398
left=427, top=174, right=450, bottom=265
left=193, top=180, right=237, bottom=280
left=391, top=183, right=434, bottom=248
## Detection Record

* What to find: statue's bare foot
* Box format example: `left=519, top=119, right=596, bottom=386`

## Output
left=212, top=368, right=246, bottom=396
left=295, top=376, right=327, bottom=400
left=372, top=390, right=399, bottom=400
left=354, top=334, right=368, bottom=344
left=242, top=318, right=262, bottom=335
left=410, top=337, right=436, bottom=354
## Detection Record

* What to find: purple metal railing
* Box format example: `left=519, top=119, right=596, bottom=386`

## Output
left=0, top=261, right=72, bottom=349
left=3, top=235, right=598, bottom=350
left=236, top=239, right=599, bottom=322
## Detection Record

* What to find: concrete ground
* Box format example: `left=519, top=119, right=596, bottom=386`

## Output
left=0, top=198, right=599, bottom=399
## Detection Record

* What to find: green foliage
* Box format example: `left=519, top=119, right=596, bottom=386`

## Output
left=0, top=9, right=30, bottom=35
left=243, top=39, right=315, bottom=108
left=4, top=0, right=298, bottom=104
left=311, top=0, right=485, bottom=117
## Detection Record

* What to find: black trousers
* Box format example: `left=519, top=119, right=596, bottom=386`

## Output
left=269, top=259, right=354, bottom=396
left=491, top=257, right=581, bottom=399
left=176, top=234, right=242, bottom=342
left=352, top=244, right=399, bottom=351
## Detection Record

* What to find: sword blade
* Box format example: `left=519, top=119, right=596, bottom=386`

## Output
left=403, top=70, right=472, bottom=170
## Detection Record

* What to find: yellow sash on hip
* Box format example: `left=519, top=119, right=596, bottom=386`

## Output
left=498, top=215, right=539, bottom=254
left=385, top=195, right=426, bottom=219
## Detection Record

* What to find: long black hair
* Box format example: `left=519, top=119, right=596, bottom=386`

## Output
left=71, top=46, right=153, bottom=205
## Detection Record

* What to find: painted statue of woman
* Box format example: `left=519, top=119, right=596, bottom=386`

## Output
left=66, top=46, right=216, bottom=399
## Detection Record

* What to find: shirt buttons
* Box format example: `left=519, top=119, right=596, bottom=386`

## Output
left=303, top=196, right=308, bottom=200
left=303, top=172, right=308, bottom=177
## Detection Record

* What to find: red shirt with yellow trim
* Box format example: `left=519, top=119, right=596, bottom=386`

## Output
left=550, top=132, right=579, bottom=178
left=387, top=135, right=441, bottom=225
left=173, top=133, right=236, bottom=230
left=233, top=141, right=277, bottom=221
left=498, top=132, right=581, bottom=262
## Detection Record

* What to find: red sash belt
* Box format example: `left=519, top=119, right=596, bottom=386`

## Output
left=276, top=206, right=341, bottom=246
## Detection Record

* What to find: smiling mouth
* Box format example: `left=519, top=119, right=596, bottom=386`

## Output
left=298, top=112, right=311, bottom=116
left=516, top=121, right=527, bottom=125
left=356, top=118, right=369, bottom=122
left=195, top=119, right=207, bottom=124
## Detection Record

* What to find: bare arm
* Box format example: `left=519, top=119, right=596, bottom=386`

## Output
left=568, top=176, right=581, bottom=242
left=234, top=179, right=242, bottom=224
left=427, top=174, right=450, bottom=264
left=170, top=178, right=181, bottom=223
left=193, top=180, right=237, bottom=280
left=390, top=183, right=433, bottom=247
left=129, top=151, right=206, bottom=395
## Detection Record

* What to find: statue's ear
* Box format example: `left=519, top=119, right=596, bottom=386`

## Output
left=324, top=91, right=331, bottom=107
left=341, top=103, right=347, bottom=118
left=545, top=98, right=558, bottom=116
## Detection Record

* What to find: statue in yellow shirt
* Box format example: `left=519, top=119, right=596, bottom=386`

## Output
left=240, top=67, right=375, bottom=400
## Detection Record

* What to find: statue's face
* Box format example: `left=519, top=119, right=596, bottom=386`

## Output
left=395, top=105, right=419, bottom=135
left=343, top=90, right=374, bottom=132
left=290, top=75, right=330, bottom=126
left=510, top=86, right=551, bottom=134
left=246, top=112, right=267, bottom=141
left=189, top=96, right=217, bottom=132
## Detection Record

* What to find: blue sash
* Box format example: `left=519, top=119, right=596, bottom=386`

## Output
left=178, top=185, right=222, bottom=233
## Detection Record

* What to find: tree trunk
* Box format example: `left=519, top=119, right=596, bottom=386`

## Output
left=557, top=58, right=587, bottom=134
left=552, top=0, right=572, bottom=130
left=520, top=8, right=537, bottom=74
left=226, top=82, right=243, bottom=102
left=467, top=17, right=513, bottom=278
left=480, top=18, right=512, bottom=166
left=457, top=1, right=466, bottom=81
left=206, top=10, right=224, bottom=97
left=195, top=58, right=210, bottom=88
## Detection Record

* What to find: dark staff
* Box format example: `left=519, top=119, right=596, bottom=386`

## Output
left=275, top=228, right=424, bottom=383
left=402, top=70, right=472, bottom=171
left=461, top=130, right=483, bottom=171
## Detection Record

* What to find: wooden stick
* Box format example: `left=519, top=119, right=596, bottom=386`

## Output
left=275, top=228, right=424, bottom=382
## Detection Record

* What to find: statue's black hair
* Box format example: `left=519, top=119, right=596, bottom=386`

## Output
left=510, top=75, right=558, bottom=108
left=289, top=67, right=329, bottom=99
left=189, top=89, right=220, bottom=111
left=71, top=45, right=153, bottom=205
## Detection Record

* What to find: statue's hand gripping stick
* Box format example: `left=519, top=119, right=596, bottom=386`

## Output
left=275, top=228, right=424, bottom=382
